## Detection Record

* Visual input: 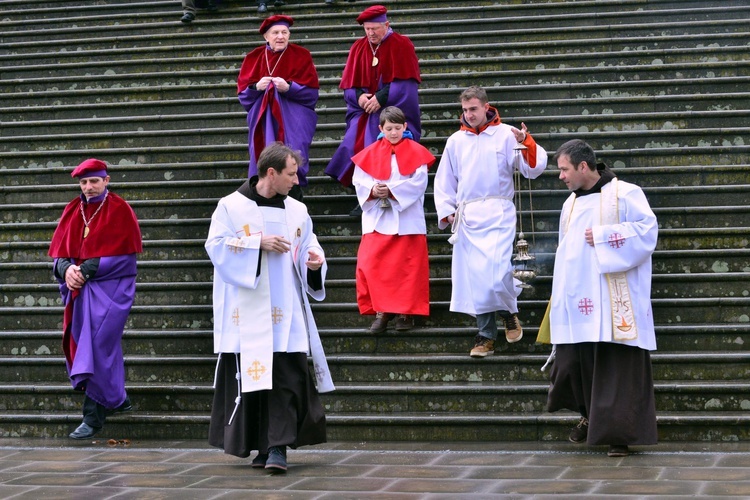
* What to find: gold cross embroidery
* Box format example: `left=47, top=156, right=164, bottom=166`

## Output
left=232, top=308, right=240, bottom=325
left=272, top=306, right=284, bottom=325
left=247, top=360, right=266, bottom=381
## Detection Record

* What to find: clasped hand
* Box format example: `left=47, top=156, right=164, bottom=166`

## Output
left=256, top=76, right=290, bottom=92
left=64, top=265, right=85, bottom=291
left=371, top=183, right=390, bottom=199
left=358, top=93, right=381, bottom=114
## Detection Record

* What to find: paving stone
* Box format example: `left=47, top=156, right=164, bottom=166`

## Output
left=492, top=479, right=599, bottom=495
left=97, top=473, right=210, bottom=488
left=594, top=479, right=704, bottom=495
left=471, top=465, right=566, bottom=481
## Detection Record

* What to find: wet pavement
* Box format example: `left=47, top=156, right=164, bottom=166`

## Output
left=0, top=439, right=749, bottom=498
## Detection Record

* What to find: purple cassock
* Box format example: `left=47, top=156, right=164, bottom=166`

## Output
left=56, top=254, right=137, bottom=409
left=324, top=79, right=421, bottom=187
left=239, top=83, right=319, bottom=186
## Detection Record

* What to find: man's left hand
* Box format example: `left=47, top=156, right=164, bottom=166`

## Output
left=306, top=250, right=324, bottom=271
left=362, top=95, right=381, bottom=114
left=585, top=228, right=595, bottom=246
left=271, top=77, right=290, bottom=92
left=512, top=122, right=529, bottom=143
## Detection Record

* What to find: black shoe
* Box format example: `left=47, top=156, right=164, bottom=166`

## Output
left=69, top=422, right=100, bottom=440
left=608, top=445, right=629, bottom=457
left=106, top=397, right=132, bottom=416
left=568, top=416, right=588, bottom=443
left=181, top=12, right=195, bottom=23
left=258, top=3, right=268, bottom=13
left=274, top=0, right=286, bottom=6
left=251, top=453, right=268, bottom=468
left=207, top=0, right=218, bottom=11
left=265, top=446, right=287, bottom=472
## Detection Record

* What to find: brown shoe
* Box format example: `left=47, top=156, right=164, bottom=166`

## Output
left=608, top=445, right=629, bottom=457
left=500, top=312, right=523, bottom=343
left=369, top=312, right=394, bottom=333
left=470, top=335, right=495, bottom=357
left=394, top=314, right=414, bottom=331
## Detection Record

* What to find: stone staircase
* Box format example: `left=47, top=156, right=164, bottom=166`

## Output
left=1, top=0, right=749, bottom=441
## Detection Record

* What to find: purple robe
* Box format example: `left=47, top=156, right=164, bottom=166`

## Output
left=55, top=254, right=137, bottom=409
left=324, top=79, right=421, bottom=187
left=239, top=82, right=318, bottom=186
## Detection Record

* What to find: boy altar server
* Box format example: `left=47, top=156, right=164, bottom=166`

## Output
left=351, top=106, right=435, bottom=333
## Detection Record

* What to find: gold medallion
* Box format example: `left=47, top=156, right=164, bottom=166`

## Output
left=83, top=226, right=90, bottom=238
left=371, top=56, right=379, bottom=67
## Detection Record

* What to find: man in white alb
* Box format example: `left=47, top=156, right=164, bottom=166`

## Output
left=205, top=142, right=334, bottom=473
left=545, top=139, right=658, bottom=458
left=433, top=86, right=548, bottom=357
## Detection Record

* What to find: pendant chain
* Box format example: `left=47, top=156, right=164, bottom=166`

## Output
left=264, top=47, right=287, bottom=76
left=369, top=41, right=382, bottom=64
left=80, top=191, right=108, bottom=231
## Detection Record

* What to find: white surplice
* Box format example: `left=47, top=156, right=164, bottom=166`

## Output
left=205, top=191, right=334, bottom=394
left=353, top=156, right=428, bottom=236
left=433, top=123, right=547, bottom=315
left=550, top=179, right=658, bottom=351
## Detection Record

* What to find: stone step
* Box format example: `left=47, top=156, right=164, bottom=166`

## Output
left=3, top=247, right=750, bottom=283
left=5, top=27, right=749, bottom=73
left=5, top=195, right=748, bottom=234
left=2, top=351, right=750, bottom=388
left=5, top=248, right=750, bottom=288
left=4, top=101, right=750, bottom=141
left=1, top=270, right=745, bottom=312
left=3, top=160, right=748, bottom=190
left=4, top=11, right=749, bottom=54
left=2, top=379, right=748, bottom=415
left=0, top=408, right=748, bottom=441
left=2, top=220, right=748, bottom=258
left=4, top=112, right=750, bottom=155
left=0, top=295, right=748, bottom=330
left=2, top=173, right=749, bottom=209
left=3, top=1, right=748, bottom=43
left=2, top=323, right=748, bottom=360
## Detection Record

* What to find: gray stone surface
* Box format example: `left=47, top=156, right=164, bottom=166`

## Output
left=0, top=439, right=749, bottom=498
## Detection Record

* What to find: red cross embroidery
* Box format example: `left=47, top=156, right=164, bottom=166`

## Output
left=578, top=298, right=594, bottom=316
left=608, top=232, right=625, bottom=249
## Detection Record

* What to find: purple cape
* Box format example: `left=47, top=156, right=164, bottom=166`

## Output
left=56, top=254, right=137, bottom=409
left=324, top=79, right=421, bottom=187
left=240, top=82, right=319, bottom=186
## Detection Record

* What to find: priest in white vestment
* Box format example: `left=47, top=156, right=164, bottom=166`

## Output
left=205, top=143, right=334, bottom=473
left=434, top=86, right=548, bottom=358
left=545, top=139, right=658, bottom=458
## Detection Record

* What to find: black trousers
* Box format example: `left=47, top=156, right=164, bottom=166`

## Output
left=208, top=352, right=327, bottom=458
left=547, top=342, right=658, bottom=445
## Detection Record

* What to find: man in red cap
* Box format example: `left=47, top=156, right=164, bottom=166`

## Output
left=237, top=14, right=319, bottom=201
left=49, top=159, right=142, bottom=439
left=324, top=4, right=421, bottom=214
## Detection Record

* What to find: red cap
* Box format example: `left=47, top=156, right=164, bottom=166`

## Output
left=259, top=15, right=294, bottom=35
left=356, top=5, right=388, bottom=24
left=70, top=158, right=108, bottom=179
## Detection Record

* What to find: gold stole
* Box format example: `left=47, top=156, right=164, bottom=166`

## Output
left=600, top=179, right=638, bottom=341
